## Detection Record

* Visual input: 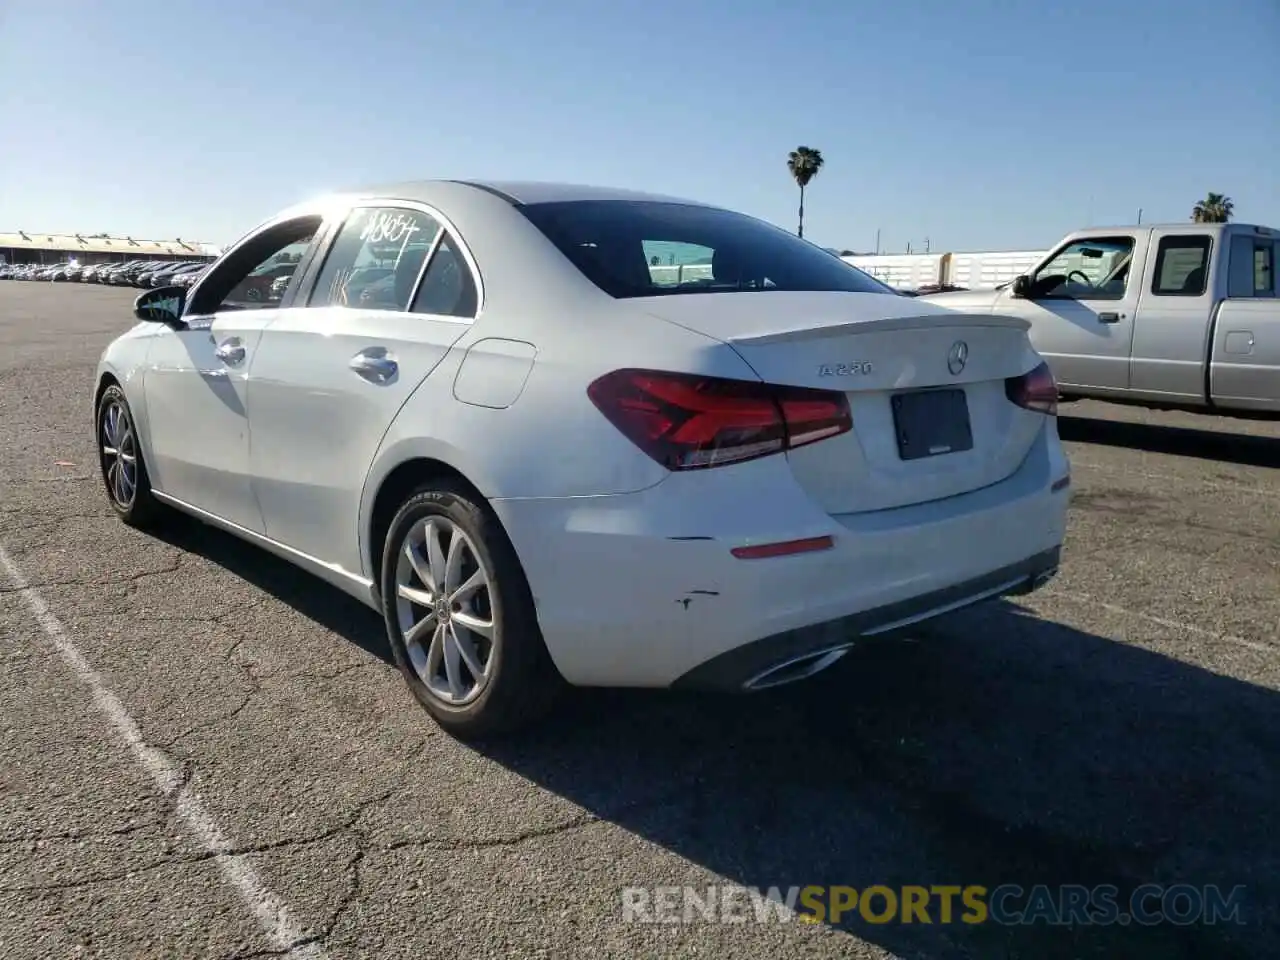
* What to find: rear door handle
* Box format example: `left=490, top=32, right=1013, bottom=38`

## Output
left=1097, top=312, right=1121, bottom=324
left=214, top=337, right=246, bottom=365
left=349, top=348, right=398, bottom=384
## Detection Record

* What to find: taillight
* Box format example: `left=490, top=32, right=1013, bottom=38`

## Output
left=1005, top=360, right=1058, bottom=415
left=587, top=368, right=852, bottom=470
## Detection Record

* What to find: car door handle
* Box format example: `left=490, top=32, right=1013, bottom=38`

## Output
left=1097, top=312, right=1121, bottom=324
left=349, top=348, right=398, bottom=384
left=215, top=338, right=246, bottom=365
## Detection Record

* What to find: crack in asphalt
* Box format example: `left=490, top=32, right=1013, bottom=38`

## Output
left=0, top=819, right=170, bottom=846
left=0, top=551, right=187, bottom=594
left=0, top=509, right=104, bottom=519
left=0, top=790, right=387, bottom=897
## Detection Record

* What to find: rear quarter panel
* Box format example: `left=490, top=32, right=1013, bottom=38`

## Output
left=1209, top=298, right=1280, bottom=411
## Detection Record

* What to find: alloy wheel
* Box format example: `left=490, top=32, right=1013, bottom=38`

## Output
left=100, top=400, right=138, bottom=508
left=394, top=517, right=497, bottom=705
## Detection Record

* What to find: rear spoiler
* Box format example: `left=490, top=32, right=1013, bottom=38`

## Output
left=729, top=312, right=1030, bottom=346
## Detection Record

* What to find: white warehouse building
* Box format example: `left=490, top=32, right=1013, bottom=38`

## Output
left=842, top=250, right=1049, bottom=291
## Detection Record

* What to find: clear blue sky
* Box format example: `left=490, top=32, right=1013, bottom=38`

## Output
left=1, top=0, right=1276, bottom=253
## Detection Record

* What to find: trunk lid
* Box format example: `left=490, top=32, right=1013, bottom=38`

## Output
left=638, top=292, right=1046, bottom=514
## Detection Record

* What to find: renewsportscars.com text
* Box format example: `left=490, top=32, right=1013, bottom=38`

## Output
left=620, top=883, right=1246, bottom=926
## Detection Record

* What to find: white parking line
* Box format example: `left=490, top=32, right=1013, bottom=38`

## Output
left=0, top=545, right=327, bottom=960
left=1069, top=457, right=1279, bottom=498
left=1044, top=589, right=1275, bottom=655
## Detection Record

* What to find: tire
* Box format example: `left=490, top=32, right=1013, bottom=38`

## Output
left=380, top=481, right=564, bottom=740
left=96, top=384, right=165, bottom=528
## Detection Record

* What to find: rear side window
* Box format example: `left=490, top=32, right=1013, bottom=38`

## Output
left=517, top=199, right=895, bottom=298
left=1228, top=234, right=1276, bottom=298
left=1151, top=235, right=1211, bottom=296
left=1256, top=243, right=1275, bottom=295
left=409, top=234, right=478, bottom=318
left=308, top=207, right=442, bottom=310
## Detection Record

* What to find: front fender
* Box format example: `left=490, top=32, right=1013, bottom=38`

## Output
left=94, top=328, right=160, bottom=470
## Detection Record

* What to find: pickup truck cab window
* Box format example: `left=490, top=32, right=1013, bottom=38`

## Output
left=1152, top=235, right=1211, bottom=296
left=1029, top=237, right=1134, bottom=301
left=1227, top=235, right=1275, bottom=298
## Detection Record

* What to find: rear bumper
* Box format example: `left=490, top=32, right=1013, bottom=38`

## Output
left=673, top=545, right=1060, bottom=690
left=492, top=423, right=1070, bottom=689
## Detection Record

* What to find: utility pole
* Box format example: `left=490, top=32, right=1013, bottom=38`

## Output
left=1137, top=208, right=1143, bottom=225
left=875, top=228, right=881, bottom=255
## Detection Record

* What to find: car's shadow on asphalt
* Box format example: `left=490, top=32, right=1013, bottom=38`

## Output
left=149, top=514, right=396, bottom=667
left=475, top=602, right=1277, bottom=960
left=151, top=515, right=1276, bottom=959
left=1058, top=413, right=1279, bottom=468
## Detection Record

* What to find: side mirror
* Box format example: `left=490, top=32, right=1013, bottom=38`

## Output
left=1010, top=275, right=1032, bottom=299
left=134, top=285, right=187, bottom=327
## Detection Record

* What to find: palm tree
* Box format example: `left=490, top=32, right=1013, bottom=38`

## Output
left=787, top=146, right=824, bottom=239
left=1191, top=193, right=1234, bottom=223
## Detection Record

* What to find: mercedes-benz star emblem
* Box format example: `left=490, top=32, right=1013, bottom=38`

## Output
left=947, top=340, right=969, bottom=376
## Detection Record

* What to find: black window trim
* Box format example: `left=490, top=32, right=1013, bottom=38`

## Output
left=299, top=198, right=483, bottom=319
left=1149, top=233, right=1213, bottom=298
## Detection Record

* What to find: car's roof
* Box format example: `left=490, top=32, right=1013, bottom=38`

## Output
left=347, top=179, right=713, bottom=208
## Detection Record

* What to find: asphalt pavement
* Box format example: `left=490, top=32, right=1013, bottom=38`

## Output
left=1, top=282, right=1277, bottom=959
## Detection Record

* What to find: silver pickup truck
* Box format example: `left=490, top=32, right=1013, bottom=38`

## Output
left=920, top=223, right=1279, bottom=416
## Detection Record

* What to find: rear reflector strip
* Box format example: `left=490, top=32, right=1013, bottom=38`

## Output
left=730, top=536, right=834, bottom=560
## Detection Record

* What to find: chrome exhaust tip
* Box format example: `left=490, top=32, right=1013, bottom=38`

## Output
left=1030, top=566, right=1059, bottom=590
left=742, top=644, right=853, bottom=692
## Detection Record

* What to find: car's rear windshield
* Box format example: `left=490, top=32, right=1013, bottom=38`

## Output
left=517, top=199, right=894, bottom=298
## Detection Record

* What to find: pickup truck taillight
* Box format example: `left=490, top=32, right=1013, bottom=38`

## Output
left=1005, top=360, right=1058, bottom=415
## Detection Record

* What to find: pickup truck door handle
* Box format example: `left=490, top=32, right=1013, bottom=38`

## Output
left=1097, top=312, right=1121, bottom=324
left=349, top=348, right=398, bottom=384
left=214, top=337, right=246, bottom=365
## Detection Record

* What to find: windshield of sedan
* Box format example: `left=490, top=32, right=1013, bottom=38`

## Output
left=517, top=199, right=895, bottom=298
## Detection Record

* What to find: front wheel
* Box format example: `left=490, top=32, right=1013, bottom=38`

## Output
left=380, top=482, right=564, bottom=739
left=96, top=384, right=165, bottom=528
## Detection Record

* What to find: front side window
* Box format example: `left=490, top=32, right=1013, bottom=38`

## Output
left=517, top=200, right=895, bottom=298
left=189, top=215, right=323, bottom=314
left=308, top=206, right=443, bottom=311
left=1030, top=237, right=1135, bottom=300
left=1151, top=235, right=1211, bottom=296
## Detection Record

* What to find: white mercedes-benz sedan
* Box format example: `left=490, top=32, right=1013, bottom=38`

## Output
left=94, top=180, right=1071, bottom=738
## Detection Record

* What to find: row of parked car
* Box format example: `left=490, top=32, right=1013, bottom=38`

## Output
left=0, top=258, right=214, bottom=289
